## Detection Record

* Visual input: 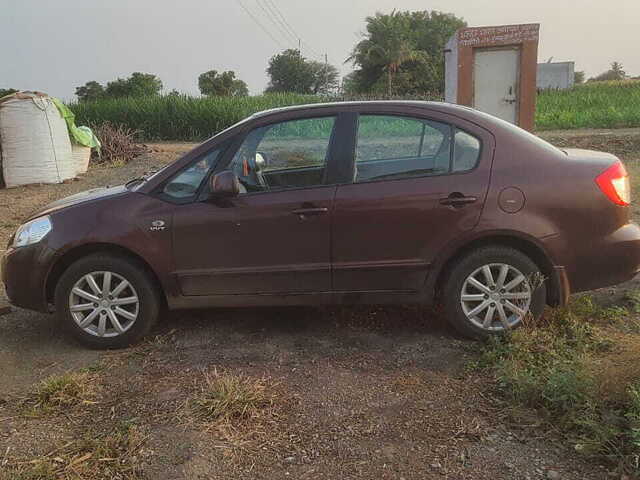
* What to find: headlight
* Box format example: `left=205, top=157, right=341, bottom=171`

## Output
left=13, top=216, right=52, bottom=248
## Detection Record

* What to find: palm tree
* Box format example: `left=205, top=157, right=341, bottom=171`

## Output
left=347, top=11, right=426, bottom=95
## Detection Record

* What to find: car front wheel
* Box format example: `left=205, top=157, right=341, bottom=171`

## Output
left=55, top=253, right=160, bottom=349
left=442, top=246, right=546, bottom=339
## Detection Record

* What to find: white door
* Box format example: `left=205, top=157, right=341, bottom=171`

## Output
left=473, top=48, right=520, bottom=124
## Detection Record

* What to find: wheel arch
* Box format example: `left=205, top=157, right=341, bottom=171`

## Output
left=45, top=243, right=167, bottom=308
left=430, top=232, right=562, bottom=306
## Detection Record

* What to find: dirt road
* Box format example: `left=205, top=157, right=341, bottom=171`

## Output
left=1, top=131, right=638, bottom=479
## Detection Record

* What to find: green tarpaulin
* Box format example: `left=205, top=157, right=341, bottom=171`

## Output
left=51, top=97, right=101, bottom=150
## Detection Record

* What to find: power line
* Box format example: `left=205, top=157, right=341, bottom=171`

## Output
left=255, top=0, right=297, bottom=47
left=236, top=0, right=286, bottom=49
left=260, top=0, right=298, bottom=45
left=263, top=0, right=324, bottom=60
left=264, top=0, right=299, bottom=43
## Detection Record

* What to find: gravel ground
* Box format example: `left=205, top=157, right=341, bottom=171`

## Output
left=1, top=131, right=638, bottom=479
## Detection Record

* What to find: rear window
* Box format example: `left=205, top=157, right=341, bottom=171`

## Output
left=453, top=130, right=481, bottom=172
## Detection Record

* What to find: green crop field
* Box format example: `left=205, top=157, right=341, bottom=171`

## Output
left=70, top=93, right=325, bottom=142
left=69, top=80, right=640, bottom=141
left=536, top=80, right=640, bottom=130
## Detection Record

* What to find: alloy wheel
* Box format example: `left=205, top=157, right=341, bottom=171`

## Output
left=68, top=271, right=139, bottom=338
left=460, top=263, right=532, bottom=331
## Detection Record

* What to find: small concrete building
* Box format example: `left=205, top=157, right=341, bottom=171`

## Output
left=537, top=61, right=575, bottom=90
left=445, top=23, right=540, bottom=131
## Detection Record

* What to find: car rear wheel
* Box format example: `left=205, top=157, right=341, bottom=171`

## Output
left=442, top=246, right=546, bottom=339
left=55, top=254, right=160, bottom=349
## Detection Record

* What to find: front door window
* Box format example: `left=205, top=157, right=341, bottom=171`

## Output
left=229, top=116, right=336, bottom=193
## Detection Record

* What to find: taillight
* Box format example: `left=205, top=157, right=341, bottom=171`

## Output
left=595, top=161, right=631, bottom=206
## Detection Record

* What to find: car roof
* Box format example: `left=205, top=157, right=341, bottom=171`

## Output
left=248, top=100, right=499, bottom=131
left=250, top=100, right=476, bottom=118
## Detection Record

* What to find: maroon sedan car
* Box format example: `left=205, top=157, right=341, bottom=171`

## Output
left=3, top=101, right=640, bottom=348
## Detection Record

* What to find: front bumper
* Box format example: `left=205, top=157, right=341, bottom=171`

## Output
left=1, top=243, right=55, bottom=313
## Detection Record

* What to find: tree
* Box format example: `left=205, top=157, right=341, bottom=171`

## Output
left=0, top=88, right=18, bottom=98
left=341, top=72, right=360, bottom=95
left=75, top=81, right=104, bottom=102
left=308, top=61, right=339, bottom=94
left=589, top=62, right=627, bottom=82
left=266, top=49, right=315, bottom=94
left=198, top=70, right=249, bottom=97
left=346, top=10, right=466, bottom=96
left=104, top=72, right=163, bottom=98
left=265, top=49, right=340, bottom=94
left=574, top=71, right=585, bottom=84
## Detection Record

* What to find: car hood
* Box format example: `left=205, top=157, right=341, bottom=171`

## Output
left=28, top=185, right=130, bottom=220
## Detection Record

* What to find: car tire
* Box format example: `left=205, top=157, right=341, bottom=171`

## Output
left=54, top=253, right=160, bottom=349
left=442, top=246, right=546, bottom=339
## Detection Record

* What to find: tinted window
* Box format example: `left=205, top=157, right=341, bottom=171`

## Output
left=453, top=129, right=481, bottom=172
left=162, top=146, right=223, bottom=199
left=230, top=116, right=335, bottom=193
left=355, top=115, right=451, bottom=182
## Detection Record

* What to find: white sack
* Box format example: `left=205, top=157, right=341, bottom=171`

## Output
left=0, top=93, right=74, bottom=188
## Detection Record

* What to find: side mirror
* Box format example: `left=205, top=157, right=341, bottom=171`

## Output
left=255, top=152, right=268, bottom=170
left=209, top=170, right=240, bottom=198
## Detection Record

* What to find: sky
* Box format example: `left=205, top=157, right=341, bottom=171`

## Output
left=1, top=0, right=639, bottom=101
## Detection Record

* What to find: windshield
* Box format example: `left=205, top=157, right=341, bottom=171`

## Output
left=128, top=116, right=254, bottom=191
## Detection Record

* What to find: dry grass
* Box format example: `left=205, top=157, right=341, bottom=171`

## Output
left=184, top=369, right=288, bottom=463
left=3, top=423, right=146, bottom=480
left=588, top=331, right=640, bottom=404
left=191, top=369, right=275, bottom=423
left=20, top=372, right=98, bottom=414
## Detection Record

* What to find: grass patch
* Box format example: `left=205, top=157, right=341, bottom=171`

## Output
left=20, top=372, right=98, bottom=414
left=476, top=296, right=640, bottom=473
left=191, top=369, right=274, bottom=423
left=4, top=423, right=146, bottom=480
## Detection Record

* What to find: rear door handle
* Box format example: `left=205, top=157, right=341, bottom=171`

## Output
left=291, top=207, right=329, bottom=216
left=439, top=194, right=478, bottom=207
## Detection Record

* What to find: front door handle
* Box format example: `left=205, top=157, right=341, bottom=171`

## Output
left=291, top=207, right=329, bottom=217
left=439, top=194, right=478, bottom=207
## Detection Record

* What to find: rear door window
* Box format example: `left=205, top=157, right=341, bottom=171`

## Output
left=355, top=115, right=451, bottom=182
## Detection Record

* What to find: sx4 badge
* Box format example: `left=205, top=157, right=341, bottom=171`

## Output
left=150, top=220, right=166, bottom=231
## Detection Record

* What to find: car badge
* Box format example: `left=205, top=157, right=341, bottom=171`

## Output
left=150, top=220, right=166, bottom=231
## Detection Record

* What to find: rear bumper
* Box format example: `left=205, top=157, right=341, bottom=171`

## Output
left=564, top=222, right=640, bottom=294
left=1, top=243, right=55, bottom=313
